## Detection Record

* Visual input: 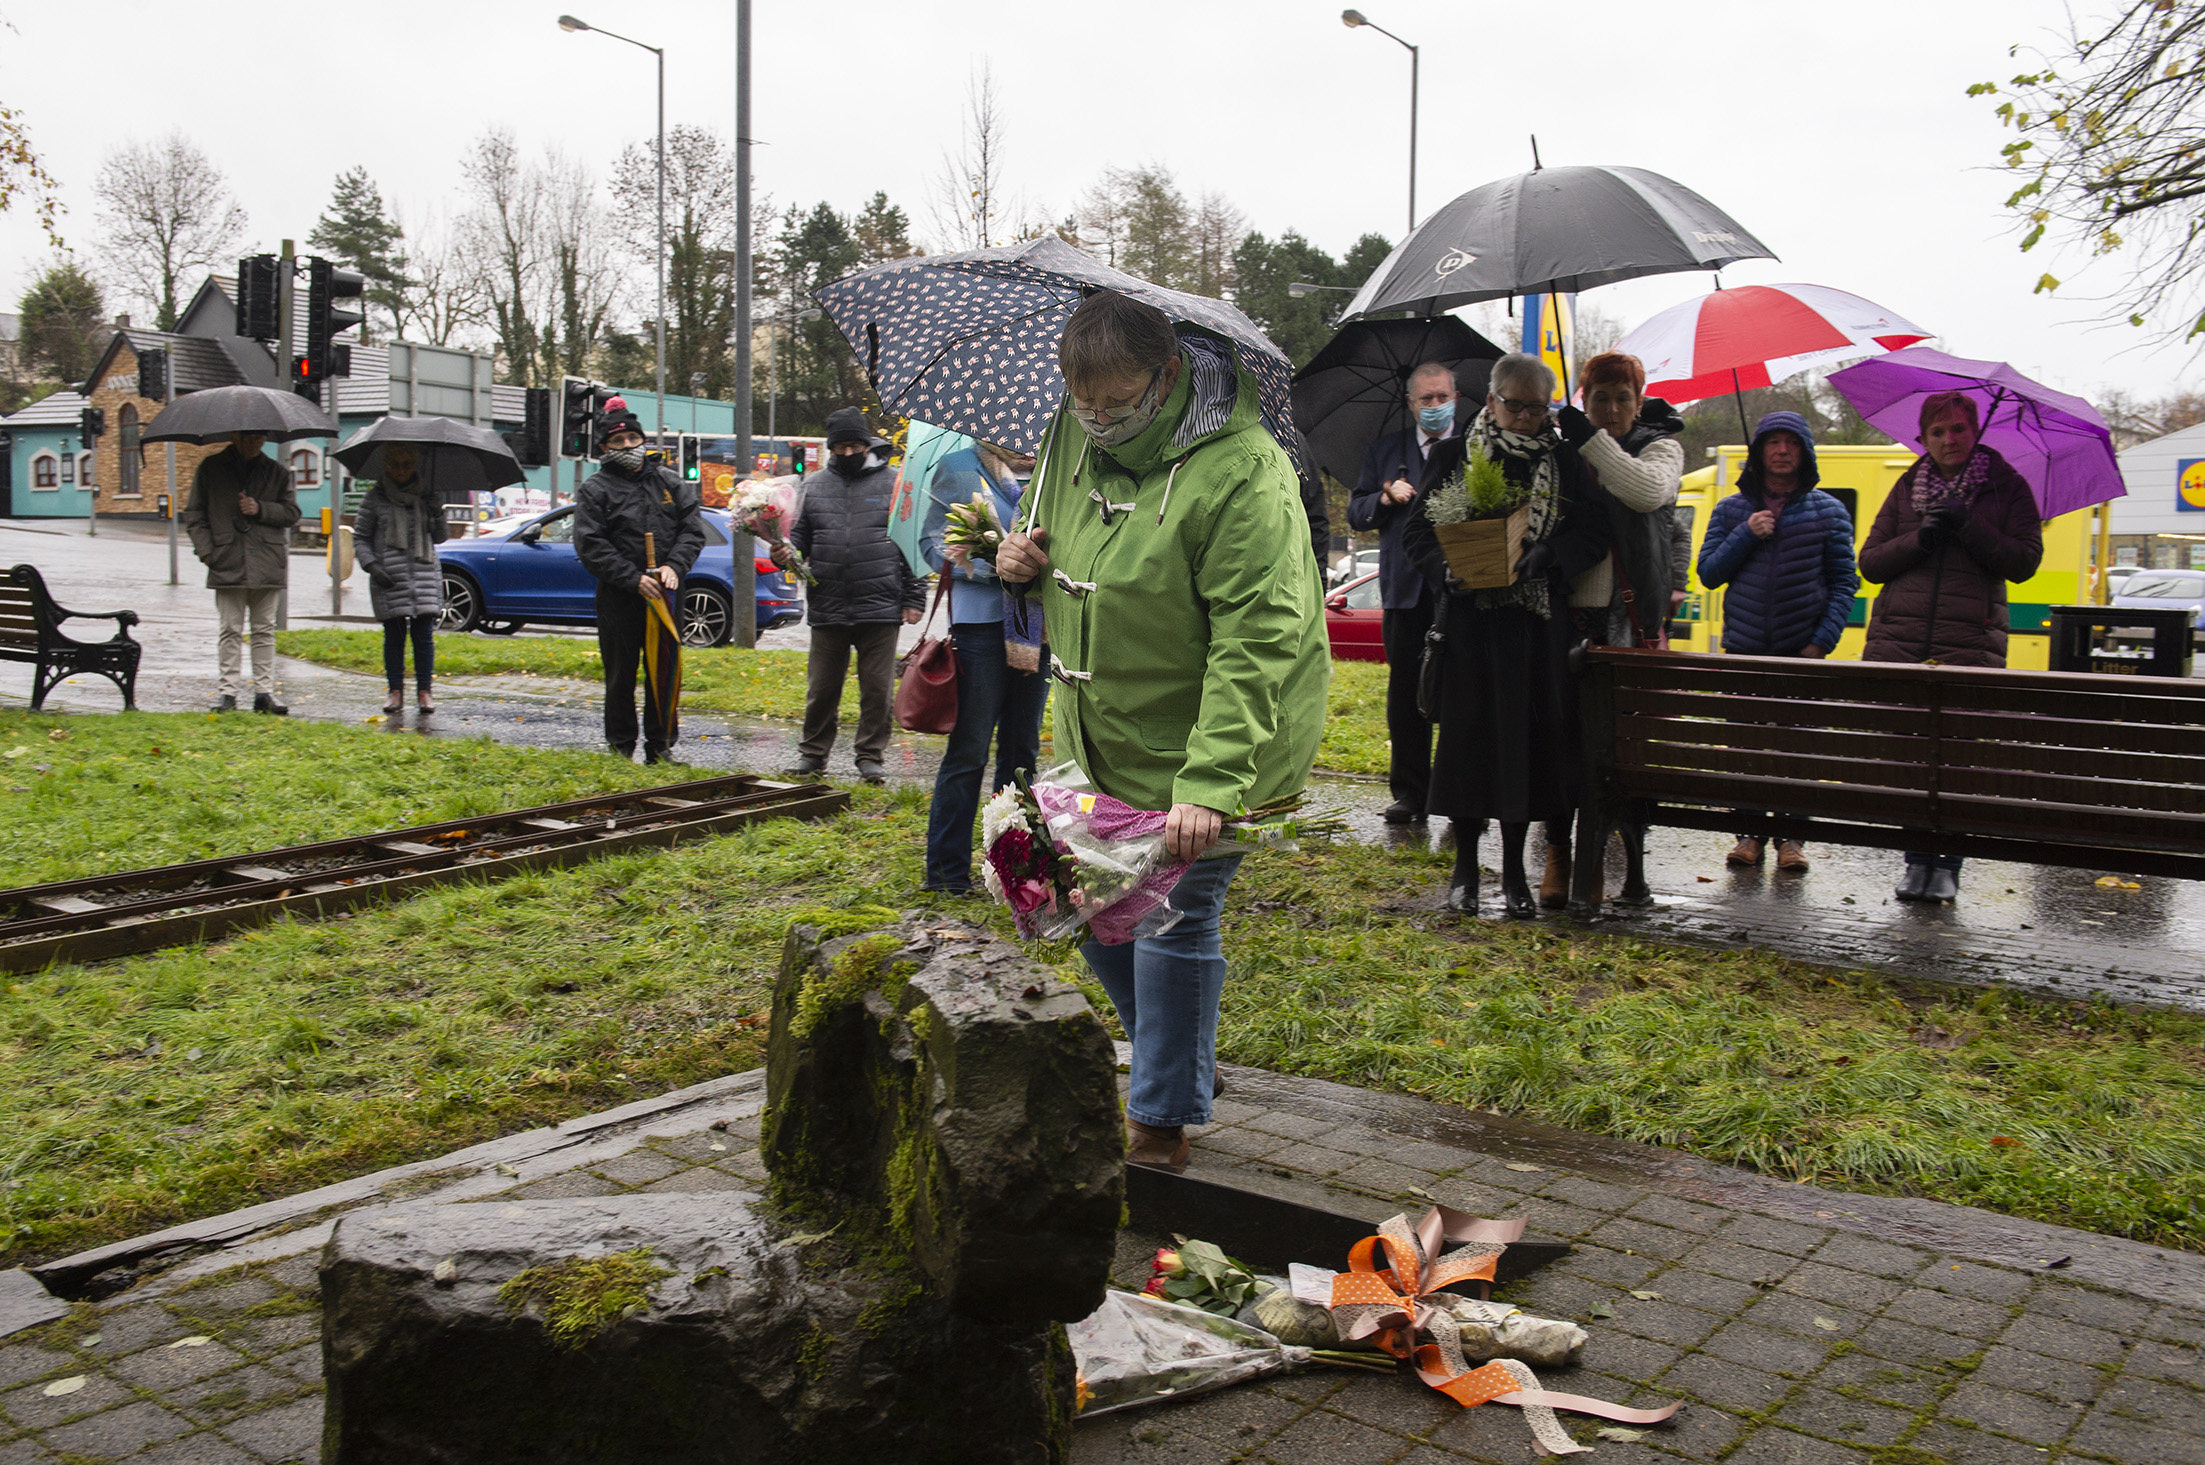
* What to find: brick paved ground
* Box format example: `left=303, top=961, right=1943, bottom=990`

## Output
left=0, top=1066, right=2197, bottom=1463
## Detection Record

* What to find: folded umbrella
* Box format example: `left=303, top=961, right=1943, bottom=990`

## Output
left=138, top=385, right=337, bottom=445
left=335, top=416, right=527, bottom=506
left=1291, top=316, right=1505, bottom=488
left=815, top=236, right=1305, bottom=471
left=1827, top=348, right=2124, bottom=517
left=641, top=532, right=683, bottom=745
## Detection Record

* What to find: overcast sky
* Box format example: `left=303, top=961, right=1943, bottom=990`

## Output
left=1, top=0, right=2194, bottom=402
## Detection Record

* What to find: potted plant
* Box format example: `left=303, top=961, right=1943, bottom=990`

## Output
left=1424, top=445, right=1531, bottom=589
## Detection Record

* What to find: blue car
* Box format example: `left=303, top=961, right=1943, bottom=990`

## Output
left=435, top=505, right=803, bottom=645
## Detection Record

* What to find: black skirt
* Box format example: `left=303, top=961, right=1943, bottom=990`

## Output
left=1427, top=594, right=1582, bottom=824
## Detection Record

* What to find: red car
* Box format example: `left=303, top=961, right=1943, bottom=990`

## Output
left=1324, top=570, right=1386, bottom=661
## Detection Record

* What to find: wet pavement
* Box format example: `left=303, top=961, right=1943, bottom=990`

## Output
left=6, top=517, right=2201, bottom=1012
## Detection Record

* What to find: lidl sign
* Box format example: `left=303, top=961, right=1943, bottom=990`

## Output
left=2181, top=458, right=2205, bottom=511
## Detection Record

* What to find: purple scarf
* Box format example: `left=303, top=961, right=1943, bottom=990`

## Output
left=1911, top=447, right=1991, bottom=514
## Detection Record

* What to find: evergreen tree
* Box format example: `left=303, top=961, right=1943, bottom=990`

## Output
left=770, top=202, right=866, bottom=434
left=852, top=191, right=917, bottom=267
left=17, top=259, right=106, bottom=385
left=307, top=167, right=408, bottom=342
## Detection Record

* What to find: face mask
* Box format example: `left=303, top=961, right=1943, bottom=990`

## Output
left=1418, top=403, right=1455, bottom=435
left=828, top=449, right=870, bottom=477
left=1071, top=366, right=1169, bottom=448
left=603, top=447, right=645, bottom=474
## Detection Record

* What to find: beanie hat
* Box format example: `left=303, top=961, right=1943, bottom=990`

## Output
left=824, top=407, right=874, bottom=447
left=598, top=396, right=645, bottom=443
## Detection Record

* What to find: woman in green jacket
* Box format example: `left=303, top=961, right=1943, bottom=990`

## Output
left=997, top=291, right=1328, bottom=1171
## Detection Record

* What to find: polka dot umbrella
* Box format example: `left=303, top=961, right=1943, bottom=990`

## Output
left=814, top=237, right=1307, bottom=471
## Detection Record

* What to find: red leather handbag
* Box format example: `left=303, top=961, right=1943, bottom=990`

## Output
left=894, top=575, right=959, bottom=735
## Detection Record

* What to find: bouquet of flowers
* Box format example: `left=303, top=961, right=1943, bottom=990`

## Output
left=941, top=491, right=1007, bottom=571
left=730, top=476, right=814, bottom=585
left=1069, top=1289, right=1391, bottom=1418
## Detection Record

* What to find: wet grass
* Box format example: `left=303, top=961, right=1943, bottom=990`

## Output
left=275, top=629, right=1394, bottom=778
left=2, top=715, right=2197, bottom=1265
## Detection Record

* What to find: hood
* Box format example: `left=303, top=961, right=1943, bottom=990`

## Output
left=1739, top=409, right=1820, bottom=499
left=1621, top=396, right=1686, bottom=453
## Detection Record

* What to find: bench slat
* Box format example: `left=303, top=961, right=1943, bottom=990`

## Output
left=1937, top=738, right=2203, bottom=785
left=1641, top=805, right=2205, bottom=881
left=1941, top=710, right=2205, bottom=759
left=1614, top=687, right=1935, bottom=735
left=1940, top=680, right=2205, bottom=725
left=1615, top=767, right=1934, bottom=823
left=1938, top=765, right=2205, bottom=815
left=1613, top=715, right=1929, bottom=764
left=1604, top=660, right=1925, bottom=705
left=1620, top=741, right=1934, bottom=791
left=1939, top=791, right=2205, bottom=849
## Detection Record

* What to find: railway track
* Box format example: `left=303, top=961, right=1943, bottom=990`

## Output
left=0, top=773, right=849, bottom=973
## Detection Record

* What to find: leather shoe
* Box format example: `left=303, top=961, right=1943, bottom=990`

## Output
left=210, top=695, right=237, bottom=713
left=1539, top=845, right=1571, bottom=910
left=1894, top=864, right=1932, bottom=902
left=644, top=749, right=683, bottom=766
left=1501, top=872, right=1538, bottom=920
left=1382, top=799, right=1427, bottom=824
left=252, top=693, right=288, bottom=716
left=1922, top=866, right=1959, bottom=902
left=1726, top=837, right=1763, bottom=866
left=1775, top=839, right=1809, bottom=872
left=778, top=760, right=824, bottom=779
left=855, top=760, right=886, bottom=785
left=1126, top=1120, right=1190, bottom=1172
left=1445, top=883, right=1474, bottom=914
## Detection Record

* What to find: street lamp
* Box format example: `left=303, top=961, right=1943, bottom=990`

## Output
left=560, top=13, right=666, bottom=446
left=1287, top=281, right=1355, bottom=299
left=1341, top=9, right=1418, bottom=234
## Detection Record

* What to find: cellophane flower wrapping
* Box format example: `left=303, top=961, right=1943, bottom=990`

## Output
left=942, top=491, right=1007, bottom=571
left=979, top=764, right=1189, bottom=945
left=730, top=476, right=815, bottom=584
left=1070, top=1290, right=1322, bottom=1417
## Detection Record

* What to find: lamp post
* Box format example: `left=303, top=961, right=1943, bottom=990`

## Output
left=560, top=14, right=665, bottom=444
left=1287, top=281, right=1355, bottom=299
left=1341, top=9, right=1417, bottom=234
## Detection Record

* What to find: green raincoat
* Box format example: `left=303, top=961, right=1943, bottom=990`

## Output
left=1023, top=340, right=1328, bottom=815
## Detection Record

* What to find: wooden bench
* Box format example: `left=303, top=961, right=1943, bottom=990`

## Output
left=1, top=564, right=142, bottom=711
left=1571, top=646, right=2205, bottom=907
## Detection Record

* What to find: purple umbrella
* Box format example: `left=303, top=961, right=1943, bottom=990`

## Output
left=1827, top=347, right=2124, bottom=518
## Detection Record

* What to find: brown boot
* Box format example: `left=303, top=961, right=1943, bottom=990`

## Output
left=1539, top=844, right=1571, bottom=910
left=1775, top=839, right=1810, bottom=872
left=1726, top=836, right=1764, bottom=867
left=1126, top=1120, right=1190, bottom=1172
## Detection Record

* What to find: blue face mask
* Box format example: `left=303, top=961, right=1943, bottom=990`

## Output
left=1418, top=403, right=1455, bottom=435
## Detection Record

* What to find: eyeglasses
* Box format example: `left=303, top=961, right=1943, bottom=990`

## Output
left=1495, top=395, right=1551, bottom=417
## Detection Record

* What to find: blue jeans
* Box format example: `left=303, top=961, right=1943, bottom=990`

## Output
left=1082, top=853, right=1246, bottom=1130
left=923, top=623, right=1049, bottom=890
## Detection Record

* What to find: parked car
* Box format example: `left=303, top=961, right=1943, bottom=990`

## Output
left=435, top=505, right=802, bottom=645
left=2112, top=570, right=2205, bottom=645
left=1324, top=570, right=1386, bottom=661
left=1329, top=548, right=1382, bottom=587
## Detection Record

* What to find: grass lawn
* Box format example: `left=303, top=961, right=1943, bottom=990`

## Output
left=276, top=629, right=1394, bottom=780
left=2, top=712, right=2199, bottom=1267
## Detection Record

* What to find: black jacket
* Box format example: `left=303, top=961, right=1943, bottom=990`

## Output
left=574, top=461, right=706, bottom=593
left=1346, top=426, right=1444, bottom=610
left=791, top=446, right=927, bottom=626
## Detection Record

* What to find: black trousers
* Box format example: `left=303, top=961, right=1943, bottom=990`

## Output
left=597, top=586, right=671, bottom=754
left=381, top=615, right=434, bottom=692
left=1381, top=599, right=1436, bottom=811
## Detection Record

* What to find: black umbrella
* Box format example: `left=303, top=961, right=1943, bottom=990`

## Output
left=138, top=385, right=337, bottom=445
left=814, top=236, right=1307, bottom=471
left=1291, top=316, right=1505, bottom=487
left=1340, top=165, right=1777, bottom=320
left=334, top=416, right=526, bottom=504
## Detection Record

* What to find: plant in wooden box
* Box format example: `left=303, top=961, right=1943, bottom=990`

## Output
left=1424, top=445, right=1531, bottom=589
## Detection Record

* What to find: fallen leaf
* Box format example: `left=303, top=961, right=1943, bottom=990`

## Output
left=79, top=1334, right=101, bottom=1348
left=1813, top=1317, right=1841, bottom=1331
left=1696, top=875, right=1713, bottom=882
left=1504, top=1162, right=1545, bottom=1173
left=1628, top=1290, right=1663, bottom=1301
left=166, top=1335, right=212, bottom=1349
left=47, top=728, right=67, bottom=741
left=41, top=1376, right=85, bottom=1397
left=1596, top=1427, right=1647, bottom=1443
left=1990, top=1135, right=2021, bottom=1147
left=494, top=1162, right=520, bottom=1178
left=1587, top=1301, right=1615, bottom=1319
left=0, top=747, right=25, bottom=760
left=708, top=1142, right=727, bottom=1153
left=779, top=1227, right=840, bottom=1248
left=1405, top=1184, right=1435, bottom=1199
left=185, top=1048, right=203, bottom=1061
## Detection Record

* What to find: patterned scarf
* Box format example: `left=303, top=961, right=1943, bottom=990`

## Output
left=381, top=478, right=437, bottom=564
left=1911, top=446, right=1991, bottom=514
left=1467, top=408, right=1562, bottom=619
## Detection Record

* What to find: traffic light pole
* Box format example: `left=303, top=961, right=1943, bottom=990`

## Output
left=732, top=0, right=756, bottom=650
left=276, top=240, right=295, bottom=632
left=327, top=372, right=343, bottom=618
left=166, top=363, right=178, bottom=586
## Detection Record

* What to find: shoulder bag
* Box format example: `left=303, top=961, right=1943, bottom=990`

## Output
left=894, top=573, right=960, bottom=735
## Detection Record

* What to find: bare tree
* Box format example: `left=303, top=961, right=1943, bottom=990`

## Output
left=93, top=133, right=248, bottom=330
left=1188, top=191, right=1247, bottom=299
left=612, top=125, right=738, bottom=395
left=458, top=128, right=546, bottom=384
left=932, top=63, right=1014, bottom=250
left=392, top=207, right=487, bottom=347
left=2096, top=385, right=2205, bottom=446
left=1974, top=2, right=2205, bottom=338
left=0, top=100, right=62, bottom=249
left=540, top=151, right=623, bottom=383
left=1071, top=170, right=1133, bottom=267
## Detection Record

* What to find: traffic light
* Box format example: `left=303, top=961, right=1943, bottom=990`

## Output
left=297, top=257, right=364, bottom=397
left=560, top=377, right=595, bottom=459
left=79, top=407, right=105, bottom=450
left=138, top=347, right=167, bottom=402
left=515, top=387, right=553, bottom=467
left=679, top=433, right=701, bottom=481
left=235, top=255, right=280, bottom=340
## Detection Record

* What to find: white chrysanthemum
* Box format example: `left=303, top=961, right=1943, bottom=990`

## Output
left=981, top=787, right=1028, bottom=847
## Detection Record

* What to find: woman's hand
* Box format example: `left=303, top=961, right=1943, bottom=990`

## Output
left=1165, top=803, right=1224, bottom=861
left=996, top=527, right=1050, bottom=584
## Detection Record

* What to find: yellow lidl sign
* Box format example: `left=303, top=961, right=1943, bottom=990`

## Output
left=2180, top=458, right=2205, bottom=511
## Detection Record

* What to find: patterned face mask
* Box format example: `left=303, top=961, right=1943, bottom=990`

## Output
left=1070, top=366, right=1168, bottom=448
left=603, top=447, right=646, bottom=474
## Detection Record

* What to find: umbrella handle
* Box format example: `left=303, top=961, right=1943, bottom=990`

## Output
left=646, top=531, right=657, bottom=571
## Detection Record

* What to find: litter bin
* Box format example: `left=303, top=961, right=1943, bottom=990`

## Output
left=2047, top=605, right=2195, bottom=677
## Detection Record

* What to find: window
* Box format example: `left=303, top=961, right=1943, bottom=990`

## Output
left=532, top=509, right=577, bottom=543
left=1344, top=576, right=1382, bottom=610
left=290, top=448, right=320, bottom=487
left=2122, top=574, right=2205, bottom=600
left=117, top=404, right=141, bottom=496
left=79, top=454, right=94, bottom=488
left=31, top=454, right=56, bottom=489
left=699, top=517, right=727, bottom=547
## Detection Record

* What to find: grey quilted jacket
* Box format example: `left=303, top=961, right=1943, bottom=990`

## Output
left=353, top=485, right=448, bottom=620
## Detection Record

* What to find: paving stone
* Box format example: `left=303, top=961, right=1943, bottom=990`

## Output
left=1317, top=1370, right=1459, bottom=1438
left=1260, top=1370, right=1350, bottom=1406
left=0, top=1345, right=73, bottom=1389
left=651, top=1130, right=739, bottom=1162
left=2, top=1368, right=136, bottom=1428
left=1806, top=1232, right=1929, bottom=1281
left=713, top=1154, right=772, bottom=1183
left=1191, top=1127, right=1289, bottom=1161
left=1585, top=1217, right=1698, bottom=1262
left=1574, top=1329, right=1686, bottom=1382
left=174, top=1362, right=301, bottom=1422
left=1492, top=1270, right=1611, bottom=1321
left=1702, top=1321, right=1835, bottom=1378
left=1258, top=1401, right=1412, bottom=1460
left=2123, top=1339, right=2202, bottom=1386
left=2030, top=1283, right=2156, bottom=1335
left=1777, top=1262, right=1907, bottom=1312
left=2146, top=1306, right=2205, bottom=1346
left=1205, top=1098, right=1264, bottom=1126
left=265, top=1344, right=321, bottom=1383
left=589, top=1148, right=684, bottom=1185
left=108, top=1337, right=246, bottom=1389
left=1676, top=1238, right=1803, bottom=1285
left=78, top=1303, right=183, bottom=1356
left=1153, top=1382, right=1306, bottom=1447
left=1939, top=1380, right=2079, bottom=1442
left=1853, top=1317, right=1987, bottom=1369
left=1716, top=1215, right=1830, bottom=1258
left=1420, top=1178, right=1513, bottom=1217
left=1494, top=1196, right=1608, bottom=1241
left=1972, top=1343, right=2108, bottom=1405
left=172, top=1277, right=279, bottom=1315
left=1812, top=1352, right=1948, bottom=1410
left=1387, top=1140, right=1480, bottom=1174
left=2088, top=1374, right=2205, bottom=1434
left=1334, top=1157, right=1440, bottom=1199
left=2063, top=1412, right=2205, bottom=1465
left=1069, top=1414, right=1245, bottom=1464
left=1722, top=1426, right=1870, bottom=1463
left=219, top=1393, right=322, bottom=1462
left=1622, top=1395, right=1741, bottom=1463
left=1557, top=1244, right=1660, bottom=1288
left=1998, top=1312, right=2127, bottom=1366
left=1740, top=1290, right=1872, bottom=1341
left=1644, top=1268, right=1762, bottom=1316
left=0, top=1439, right=61, bottom=1464
left=1537, top=1175, right=1643, bottom=1214
left=1623, top=1194, right=1726, bottom=1234
left=1265, top=1142, right=1358, bottom=1177
left=237, top=1314, right=316, bottom=1358
left=1653, top=1350, right=1795, bottom=1413
left=1772, top=1386, right=1916, bottom=1447
left=1608, top=1298, right=1725, bottom=1348
left=42, top=1399, right=195, bottom=1456
left=508, top=1170, right=618, bottom=1199
left=637, top=1165, right=754, bottom=1194
left=1238, top=1111, right=1335, bottom=1142
left=1884, top=1286, right=2017, bottom=1340
left=135, top=1431, right=261, bottom=1464
left=1903, top=1419, right=2062, bottom=1465
left=1926, top=1259, right=2037, bottom=1306
left=262, top=1255, right=319, bottom=1294
left=1425, top=1393, right=1569, bottom=1459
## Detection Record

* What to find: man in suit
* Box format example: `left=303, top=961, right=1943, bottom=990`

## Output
left=1346, top=361, right=1458, bottom=824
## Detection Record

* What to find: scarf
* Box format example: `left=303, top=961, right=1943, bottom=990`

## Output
left=381, top=478, right=437, bottom=565
left=1910, top=446, right=1992, bottom=514
left=1467, top=408, right=1562, bottom=620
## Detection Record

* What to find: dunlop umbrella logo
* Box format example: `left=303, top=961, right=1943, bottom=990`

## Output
left=1693, top=231, right=1740, bottom=245
left=1434, top=248, right=1477, bottom=278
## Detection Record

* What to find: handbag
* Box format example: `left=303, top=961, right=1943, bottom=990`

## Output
left=894, top=573, right=959, bottom=735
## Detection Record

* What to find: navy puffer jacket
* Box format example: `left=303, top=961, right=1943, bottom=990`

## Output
left=1696, top=420, right=1859, bottom=656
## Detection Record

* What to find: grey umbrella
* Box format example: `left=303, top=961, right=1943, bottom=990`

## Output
left=334, top=416, right=526, bottom=503
left=1340, top=165, right=1777, bottom=320
left=137, top=385, right=338, bottom=445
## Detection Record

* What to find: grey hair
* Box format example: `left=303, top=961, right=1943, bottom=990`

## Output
left=1060, top=290, right=1180, bottom=393
left=1489, top=352, right=1556, bottom=403
left=1406, top=360, right=1454, bottom=397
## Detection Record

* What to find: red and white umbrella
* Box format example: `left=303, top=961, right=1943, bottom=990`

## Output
left=1614, top=284, right=1932, bottom=405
